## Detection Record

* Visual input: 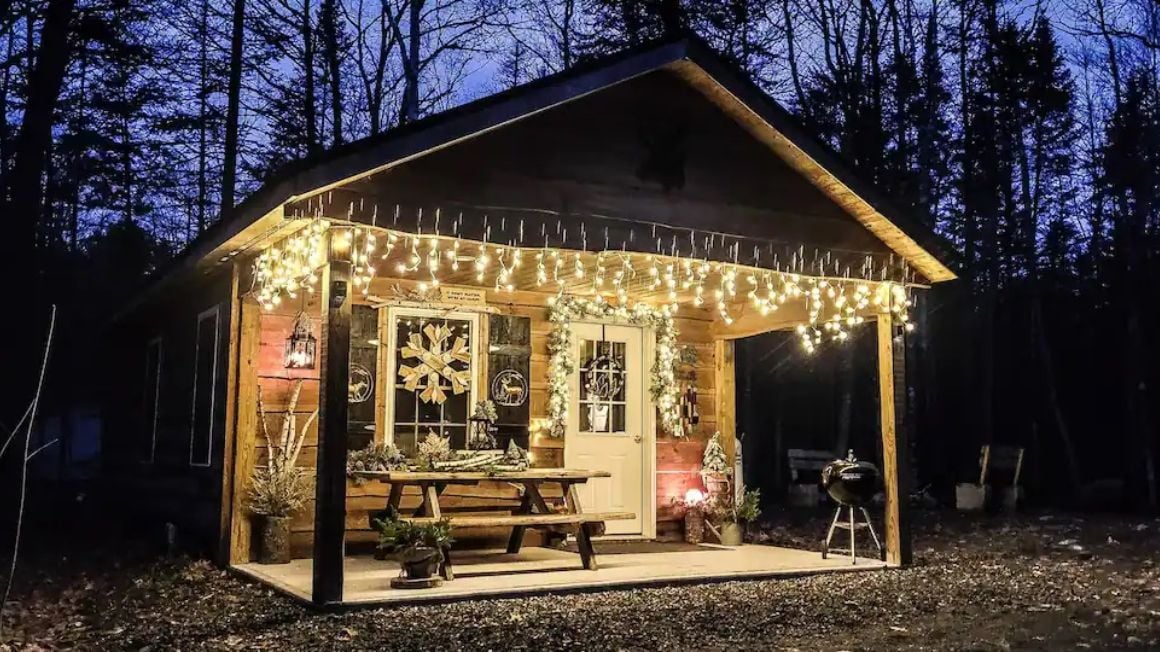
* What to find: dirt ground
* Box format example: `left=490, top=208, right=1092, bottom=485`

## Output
left=2, top=505, right=1158, bottom=651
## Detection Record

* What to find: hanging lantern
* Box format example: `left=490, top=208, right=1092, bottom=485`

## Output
left=284, top=312, right=317, bottom=369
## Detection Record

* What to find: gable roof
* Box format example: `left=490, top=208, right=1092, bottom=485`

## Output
left=156, top=34, right=957, bottom=305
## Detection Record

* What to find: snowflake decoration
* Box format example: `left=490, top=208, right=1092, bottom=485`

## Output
left=398, top=322, right=472, bottom=404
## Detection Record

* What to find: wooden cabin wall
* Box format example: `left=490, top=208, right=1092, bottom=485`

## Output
left=103, top=266, right=236, bottom=554
left=309, top=68, right=895, bottom=259
left=244, top=274, right=720, bottom=557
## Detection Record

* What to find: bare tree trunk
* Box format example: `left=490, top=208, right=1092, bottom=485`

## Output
left=561, top=0, right=574, bottom=69
left=835, top=345, right=854, bottom=455
left=1030, top=295, right=1081, bottom=494
left=0, top=32, right=14, bottom=187
left=402, top=0, right=422, bottom=123
left=659, top=0, right=683, bottom=37
left=197, top=0, right=209, bottom=232
left=321, top=0, right=343, bottom=146
left=781, top=0, right=809, bottom=114
left=303, top=0, right=319, bottom=155
left=220, top=0, right=245, bottom=216
left=0, top=0, right=73, bottom=441
left=1125, top=305, right=1157, bottom=510
left=121, top=110, right=132, bottom=223
left=386, top=0, right=422, bottom=124
left=1094, top=0, right=1123, bottom=106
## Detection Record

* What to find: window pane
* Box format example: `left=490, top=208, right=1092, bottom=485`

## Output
left=394, top=388, right=416, bottom=422
left=418, top=395, right=442, bottom=423
left=612, top=404, right=626, bottom=432
left=445, top=426, right=466, bottom=450
left=445, top=393, right=467, bottom=423
left=394, top=426, right=417, bottom=456
left=589, top=404, right=611, bottom=433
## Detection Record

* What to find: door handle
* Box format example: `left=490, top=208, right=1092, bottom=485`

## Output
left=633, top=434, right=642, bottom=443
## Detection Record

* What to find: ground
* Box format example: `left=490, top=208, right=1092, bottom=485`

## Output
left=2, top=506, right=1158, bottom=651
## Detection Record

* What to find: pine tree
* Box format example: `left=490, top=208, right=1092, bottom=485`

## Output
left=580, top=0, right=686, bottom=58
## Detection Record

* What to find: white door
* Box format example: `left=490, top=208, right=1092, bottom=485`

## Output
left=564, top=322, right=646, bottom=536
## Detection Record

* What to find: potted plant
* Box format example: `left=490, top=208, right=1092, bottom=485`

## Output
left=247, top=381, right=314, bottom=564
left=708, top=488, right=762, bottom=546
left=373, top=509, right=454, bottom=587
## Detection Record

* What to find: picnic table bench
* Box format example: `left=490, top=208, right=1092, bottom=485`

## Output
left=350, top=468, right=634, bottom=580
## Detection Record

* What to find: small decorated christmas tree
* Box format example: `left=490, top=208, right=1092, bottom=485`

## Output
left=701, top=432, right=729, bottom=476
left=700, top=432, right=731, bottom=498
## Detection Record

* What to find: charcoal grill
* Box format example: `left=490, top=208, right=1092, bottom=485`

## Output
left=820, top=450, right=884, bottom=563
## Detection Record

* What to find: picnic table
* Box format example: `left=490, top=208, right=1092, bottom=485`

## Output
left=350, top=468, right=635, bottom=580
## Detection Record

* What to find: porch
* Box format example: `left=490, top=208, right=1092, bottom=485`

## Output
left=237, top=543, right=884, bottom=605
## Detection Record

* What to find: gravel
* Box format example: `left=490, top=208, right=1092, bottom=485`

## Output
left=3, top=508, right=1159, bottom=651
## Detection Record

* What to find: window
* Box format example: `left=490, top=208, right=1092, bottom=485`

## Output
left=140, top=337, right=163, bottom=463
left=189, top=306, right=220, bottom=467
left=578, top=339, right=628, bottom=433
left=385, top=308, right=478, bottom=456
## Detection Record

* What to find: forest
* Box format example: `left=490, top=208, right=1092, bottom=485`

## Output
left=0, top=0, right=1157, bottom=510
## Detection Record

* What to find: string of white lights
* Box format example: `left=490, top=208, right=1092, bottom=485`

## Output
left=250, top=217, right=916, bottom=352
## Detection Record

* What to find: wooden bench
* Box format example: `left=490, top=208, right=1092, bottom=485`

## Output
left=787, top=449, right=832, bottom=506
left=402, top=511, right=635, bottom=576
left=978, top=445, right=1025, bottom=487
left=788, top=449, right=833, bottom=482
left=406, top=512, right=636, bottom=528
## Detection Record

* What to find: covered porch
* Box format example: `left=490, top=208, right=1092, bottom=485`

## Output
left=237, top=543, right=884, bottom=606
left=218, top=209, right=917, bottom=606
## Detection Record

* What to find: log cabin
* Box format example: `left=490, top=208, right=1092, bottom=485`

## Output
left=103, top=35, right=955, bottom=607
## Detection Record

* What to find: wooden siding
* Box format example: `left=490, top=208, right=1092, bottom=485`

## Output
left=294, top=69, right=894, bottom=261
left=241, top=275, right=719, bottom=557
left=103, top=267, right=235, bottom=555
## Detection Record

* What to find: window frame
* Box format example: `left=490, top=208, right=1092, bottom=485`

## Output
left=141, top=335, right=163, bottom=464
left=189, top=305, right=221, bottom=468
left=382, top=306, right=480, bottom=453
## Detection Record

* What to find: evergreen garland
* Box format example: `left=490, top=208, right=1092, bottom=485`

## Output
left=546, top=295, right=683, bottom=438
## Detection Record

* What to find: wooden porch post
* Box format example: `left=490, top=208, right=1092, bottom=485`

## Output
left=714, top=339, right=737, bottom=466
left=313, top=234, right=352, bottom=605
left=226, top=268, right=262, bottom=565
left=876, top=313, right=912, bottom=566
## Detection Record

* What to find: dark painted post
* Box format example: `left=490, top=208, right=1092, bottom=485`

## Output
left=313, top=228, right=352, bottom=605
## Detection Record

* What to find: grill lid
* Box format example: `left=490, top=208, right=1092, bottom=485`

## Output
left=821, top=450, right=881, bottom=506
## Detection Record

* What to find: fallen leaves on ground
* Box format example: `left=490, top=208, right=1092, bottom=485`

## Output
left=1, top=509, right=1158, bottom=651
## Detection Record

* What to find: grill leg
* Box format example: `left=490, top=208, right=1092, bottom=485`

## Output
left=861, top=507, right=883, bottom=560
left=848, top=506, right=857, bottom=564
left=822, top=505, right=842, bottom=559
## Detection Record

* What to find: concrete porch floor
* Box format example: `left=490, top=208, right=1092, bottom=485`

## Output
left=236, top=544, right=886, bottom=606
